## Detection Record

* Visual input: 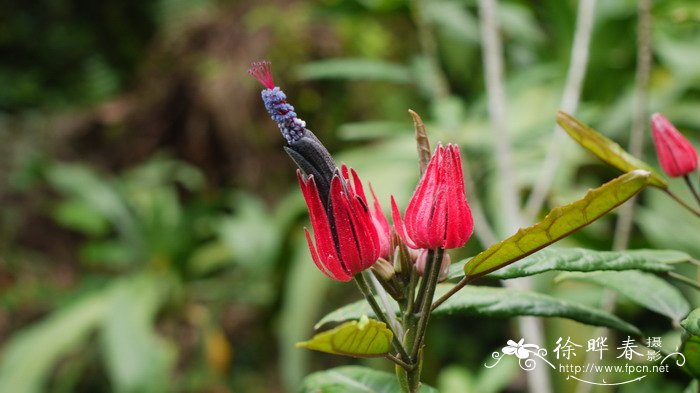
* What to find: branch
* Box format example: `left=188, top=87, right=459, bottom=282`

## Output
left=479, top=0, right=522, bottom=233
left=524, top=0, right=597, bottom=220
left=612, top=0, right=652, bottom=251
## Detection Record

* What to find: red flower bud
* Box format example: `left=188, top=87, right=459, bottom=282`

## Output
left=651, top=113, right=698, bottom=177
left=298, top=165, right=389, bottom=281
left=414, top=249, right=451, bottom=282
left=391, top=144, right=473, bottom=250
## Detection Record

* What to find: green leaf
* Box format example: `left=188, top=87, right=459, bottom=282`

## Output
left=682, top=332, right=700, bottom=379
left=52, top=200, right=111, bottom=236
left=556, top=271, right=690, bottom=323
left=464, top=170, right=652, bottom=278
left=557, top=111, right=667, bottom=188
left=448, top=248, right=683, bottom=280
left=296, top=59, right=412, bottom=83
left=0, top=289, right=109, bottom=393
left=317, top=285, right=640, bottom=335
left=100, top=273, right=175, bottom=393
left=681, top=308, right=700, bottom=336
left=296, top=316, right=392, bottom=358
left=299, top=366, right=438, bottom=393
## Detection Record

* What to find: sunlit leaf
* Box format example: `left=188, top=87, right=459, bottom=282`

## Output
left=300, top=366, right=438, bottom=393
left=464, top=170, right=652, bottom=278
left=316, top=285, right=640, bottom=335
left=448, top=248, right=683, bottom=280
left=557, top=111, right=667, bottom=188
left=556, top=271, right=690, bottom=323
left=297, top=316, right=392, bottom=358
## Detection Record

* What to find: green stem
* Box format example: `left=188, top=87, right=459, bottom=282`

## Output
left=354, top=275, right=412, bottom=364
left=684, top=175, right=700, bottom=208
left=431, top=276, right=471, bottom=312
left=663, top=188, right=700, bottom=218
left=406, top=264, right=418, bottom=314
left=411, top=248, right=444, bottom=361
left=667, top=271, right=700, bottom=292
left=386, top=353, right=415, bottom=371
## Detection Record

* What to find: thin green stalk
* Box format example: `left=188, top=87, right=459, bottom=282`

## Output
left=411, top=248, right=444, bottom=361
left=663, top=188, right=700, bottom=217
left=386, top=353, right=415, bottom=371
left=406, top=264, right=418, bottom=315
left=667, top=271, right=700, bottom=292
left=431, top=276, right=471, bottom=312
left=684, top=175, right=700, bottom=208
left=354, top=275, right=412, bottom=364
left=412, top=250, right=434, bottom=315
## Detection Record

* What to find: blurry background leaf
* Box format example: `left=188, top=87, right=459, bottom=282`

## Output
left=555, top=271, right=690, bottom=324
left=299, top=366, right=438, bottom=393
left=100, top=273, right=175, bottom=393
left=296, top=59, right=412, bottom=83
left=0, top=289, right=108, bottom=393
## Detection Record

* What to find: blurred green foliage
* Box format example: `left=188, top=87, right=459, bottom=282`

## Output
left=2, top=0, right=700, bottom=392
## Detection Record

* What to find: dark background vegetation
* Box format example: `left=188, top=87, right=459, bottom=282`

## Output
left=1, top=0, right=700, bottom=392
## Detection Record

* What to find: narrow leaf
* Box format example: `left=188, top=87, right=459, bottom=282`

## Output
left=101, top=274, right=175, bottom=393
left=448, top=248, right=683, bottom=280
left=0, top=290, right=108, bottom=393
left=556, top=271, right=690, bottom=323
left=316, top=285, right=640, bottom=335
left=557, top=111, right=667, bottom=188
left=297, top=316, right=393, bottom=358
left=409, top=109, right=431, bottom=175
left=300, top=366, right=438, bottom=393
left=464, top=170, right=652, bottom=278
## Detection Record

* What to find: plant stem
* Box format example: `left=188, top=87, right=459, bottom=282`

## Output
left=663, top=188, right=700, bottom=217
left=667, top=271, right=700, bottom=292
left=386, top=353, right=415, bottom=371
left=431, top=276, right=471, bottom=312
left=353, top=275, right=412, bottom=364
left=684, top=175, right=700, bottom=207
left=612, top=0, right=652, bottom=251
left=524, top=0, right=597, bottom=220
left=412, top=250, right=434, bottom=315
left=411, top=248, right=444, bottom=361
left=406, top=263, right=418, bottom=314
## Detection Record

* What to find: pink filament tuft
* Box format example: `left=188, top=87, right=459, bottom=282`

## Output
left=248, top=61, right=275, bottom=89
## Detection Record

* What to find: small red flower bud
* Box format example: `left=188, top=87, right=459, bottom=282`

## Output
left=391, top=144, right=473, bottom=250
left=414, top=249, right=451, bottom=282
left=298, top=165, right=389, bottom=281
left=651, top=113, right=698, bottom=177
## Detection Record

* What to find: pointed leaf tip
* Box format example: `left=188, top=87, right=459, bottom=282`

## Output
left=409, top=109, right=431, bottom=175
left=556, top=112, right=667, bottom=188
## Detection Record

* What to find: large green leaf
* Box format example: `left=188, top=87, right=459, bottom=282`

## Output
left=296, top=59, right=412, bottom=83
left=448, top=248, right=684, bottom=280
left=681, top=308, right=700, bottom=336
left=556, top=271, right=690, bottom=323
left=0, top=289, right=109, bottom=393
left=299, top=366, right=438, bottom=393
left=316, top=285, right=640, bottom=335
left=681, top=309, right=700, bottom=378
left=557, top=111, right=667, bottom=188
left=297, top=316, right=392, bottom=358
left=100, top=273, right=175, bottom=393
left=464, top=170, right=652, bottom=278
